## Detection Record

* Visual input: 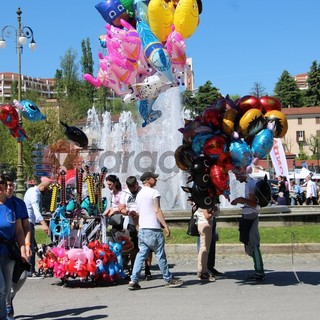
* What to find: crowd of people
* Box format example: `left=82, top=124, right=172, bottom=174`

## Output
left=273, top=173, right=320, bottom=206
left=4, top=168, right=319, bottom=318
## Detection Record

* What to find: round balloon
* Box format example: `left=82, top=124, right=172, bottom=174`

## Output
left=191, top=133, right=214, bottom=155
left=239, top=108, right=265, bottom=137
left=251, top=128, right=274, bottom=159
left=174, top=145, right=195, bottom=170
left=264, top=110, right=288, bottom=138
left=203, top=135, right=227, bottom=158
left=209, top=164, right=230, bottom=196
left=202, top=108, right=222, bottom=128
left=237, top=95, right=262, bottom=115
left=222, top=108, right=238, bottom=136
left=259, top=96, right=282, bottom=113
left=229, top=139, right=253, bottom=171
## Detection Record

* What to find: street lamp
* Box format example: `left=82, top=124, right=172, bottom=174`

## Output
left=0, top=7, right=36, bottom=199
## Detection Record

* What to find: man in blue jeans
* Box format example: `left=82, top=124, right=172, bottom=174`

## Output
left=128, top=172, right=183, bottom=290
left=24, top=177, right=51, bottom=277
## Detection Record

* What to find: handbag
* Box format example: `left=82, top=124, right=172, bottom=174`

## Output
left=108, top=212, right=124, bottom=227
left=187, top=211, right=199, bottom=237
left=1, top=239, right=22, bottom=261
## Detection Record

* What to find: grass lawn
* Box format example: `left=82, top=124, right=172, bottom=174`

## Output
left=35, top=224, right=320, bottom=245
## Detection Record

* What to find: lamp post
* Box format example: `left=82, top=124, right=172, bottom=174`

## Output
left=0, top=7, right=36, bottom=199
left=316, top=138, right=319, bottom=173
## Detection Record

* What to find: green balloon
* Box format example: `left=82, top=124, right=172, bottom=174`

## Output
left=120, top=0, right=135, bottom=18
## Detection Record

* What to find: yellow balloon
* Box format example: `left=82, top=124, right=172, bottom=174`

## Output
left=264, top=110, right=288, bottom=138
left=148, top=0, right=174, bottom=43
left=173, top=0, right=199, bottom=39
left=239, top=109, right=264, bottom=137
left=222, top=109, right=237, bottom=136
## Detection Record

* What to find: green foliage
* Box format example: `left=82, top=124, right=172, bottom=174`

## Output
left=0, top=125, right=17, bottom=172
left=297, top=147, right=309, bottom=160
left=274, top=70, right=301, bottom=108
left=182, top=81, right=222, bottom=117
left=303, top=60, right=320, bottom=106
left=80, top=38, right=96, bottom=105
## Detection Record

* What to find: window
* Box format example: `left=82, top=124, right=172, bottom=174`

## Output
left=316, top=117, right=320, bottom=124
left=296, top=130, right=305, bottom=142
left=298, top=118, right=302, bottom=125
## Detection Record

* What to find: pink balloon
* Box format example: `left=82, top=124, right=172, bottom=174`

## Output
left=82, top=245, right=94, bottom=261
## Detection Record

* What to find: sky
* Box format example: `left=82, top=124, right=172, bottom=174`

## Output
left=1, top=0, right=320, bottom=97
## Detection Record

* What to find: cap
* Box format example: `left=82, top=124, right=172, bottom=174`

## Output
left=140, top=172, right=159, bottom=183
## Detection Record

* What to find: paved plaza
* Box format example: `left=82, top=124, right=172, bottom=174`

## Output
left=13, top=248, right=320, bottom=320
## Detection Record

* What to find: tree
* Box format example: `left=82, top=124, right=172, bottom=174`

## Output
left=307, top=134, right=320, bottom=160
left=0, top=125, right=17, bottom=172
left=274, top=70, right=301, bottom=108
left=250, top=82, right=266, bottom=98
left=55, top=47, right=92, bottom=119
left=58, top=48, right=80, bottom=97
left=303, top=60, right=320, bottom=106
left=182, top=81, right=222, bottom=117
left=80, top=38, right=96, bottom=105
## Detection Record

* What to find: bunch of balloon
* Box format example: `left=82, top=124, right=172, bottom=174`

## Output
left=83, top=0, right=202, bottom=126
left=0, top=99, right=45, bottom=141
left=176, top=94, right=288, bottom=209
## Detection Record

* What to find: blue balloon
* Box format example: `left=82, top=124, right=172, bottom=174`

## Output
left=20, top=100, right=46, bottom=122
left=229, top=139, right=252, bottom=170
left=95, top=0, right=127, bottom=26
left=136, top=20, right=173, bottom=81
left=251, top=129, right=274, bottom=159
left=191, top=133, right=214, bottom=155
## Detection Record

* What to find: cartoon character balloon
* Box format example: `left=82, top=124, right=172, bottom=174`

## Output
left=95, top=0, right=130, bottom=27
left=148, top=0, right=174, bottom=42
left=174, top=0, right=200, bottom=39
left=14, top=99, right=46, bottom=122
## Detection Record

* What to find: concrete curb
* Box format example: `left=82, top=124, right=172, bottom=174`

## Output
left=165, top=243, right=320, bottom=257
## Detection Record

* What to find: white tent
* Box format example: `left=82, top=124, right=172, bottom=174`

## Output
left=288, top=167, right=320, bottom=181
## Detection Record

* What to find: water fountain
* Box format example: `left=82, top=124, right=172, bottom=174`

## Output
left=83, top=87, right=190, bottom=211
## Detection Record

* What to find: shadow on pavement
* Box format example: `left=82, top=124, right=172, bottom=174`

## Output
left=15, top=306, right=107, bottom=320
left=223, top=269, right=320, bottom=286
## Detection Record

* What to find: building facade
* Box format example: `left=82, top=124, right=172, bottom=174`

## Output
left=0, top=72, right=56, bottom=102
left=282, top=106, right=320, bottom=157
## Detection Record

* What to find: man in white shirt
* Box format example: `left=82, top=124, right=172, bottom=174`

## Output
left=24, top=177, right=51, bottom=277
left=128, top=172, right=183, bottom=290
left=305, top=175, right=318, bottom=205
left=231, top=172, right=265, bottom=281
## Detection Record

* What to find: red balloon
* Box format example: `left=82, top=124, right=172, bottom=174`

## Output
left=209, top=164, right=229, bottom=192
left=237, top=95, right=262, bottom=114
left=0, top=104, right=19, bottom=129
left=202, top=108, right=222, bottom=128
left=203, top=135, right=227, bottom=158
left=259, top=96, right=282, bottom=113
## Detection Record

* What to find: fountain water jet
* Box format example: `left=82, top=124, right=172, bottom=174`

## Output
left=84, top=87, right=189, bottom=211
